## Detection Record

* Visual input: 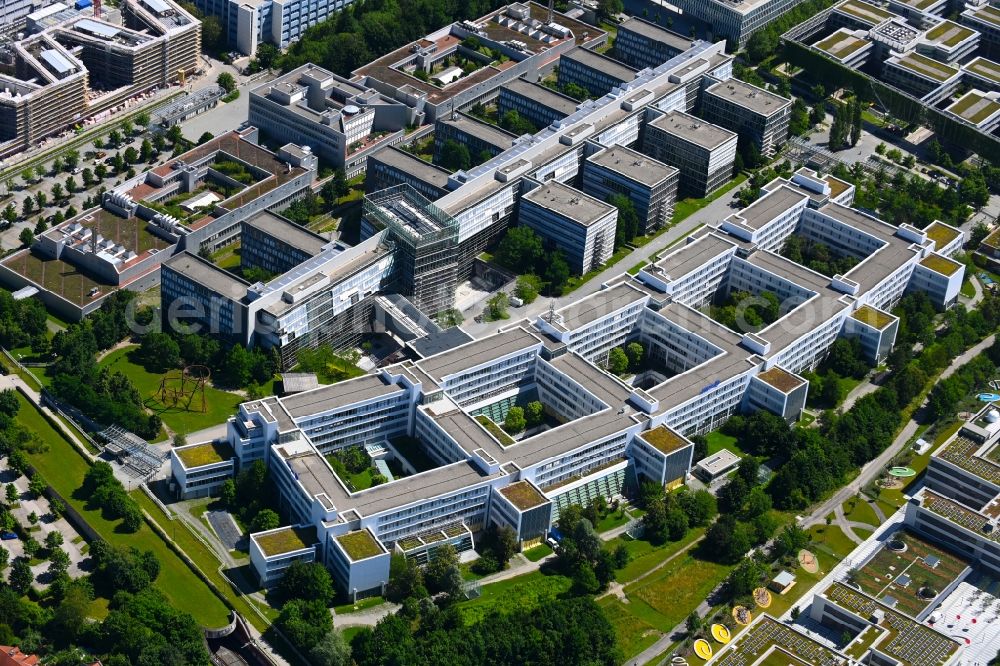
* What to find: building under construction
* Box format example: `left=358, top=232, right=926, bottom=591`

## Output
left=362, top=185, right=460, bottom=319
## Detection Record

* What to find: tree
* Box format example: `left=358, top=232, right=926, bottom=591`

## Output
left=424, top=544, right=462, bottom=598
left=277, top=598, right=333, bottom=652
left=123, top=147, right=139, bottom=165
left=279, top=560, right=334, bottom=604
left=625, top=342, right=644, bottom=371
left=21, top=169, right=34, bottom=186
left=140, top=138, right=153, bottom=163
left=49, top=498, right=65, bottom=518
left=525, top=400, right=544, bottom=427
left=438, top=139, right=471, bottom=171
left=255, top=43, right=280, bottom=70
left=386, top=553, right=424, bottom=602
left=746, top=29, right=778, bottom=63
left=34, top=191, right=47, bottom=210
left=597, top=0, right=623, bottom=20
left=500, top=110, right=535, bottom=135
left=309, top=630, right=352, bottom=666
left=53, top=580, right=91, bottom=639
left=219, top=478, right=236, bottom=507
left=138, top=332, right=181, bottom=372
left=686, top=612, right=702, bottom=636
left=4, top=484, right=17, bottom=504
left=45, top=530, right=64, bottom=550
left=18, top=229, right=34, bottom=247
left=970, top=222, right=990, bottom=249
left=250, top=508, right=280, bottom=532
left=544, top=250, right=571, bottom=294
left=609, top=193, right=640, bottom=248
left=607, top=347, right=628, bottom=375
left=51, top=182, right=64, bottom=201
left=27, top=477, right=45, bottom=498
left=2, top=204, right=16, bottom=225
left=515, top=274, right=541, bottom=304
left=485, top=292, right=509, bottom=321
left=504, top=406, right=526, bottom=433
left=495, top=226, right=544, bottom=273
left=9, top=559, right=32, bottom=594
left=198, top=131, right=215, bottom=145
left=95, top=163, right=108, bottom=181
left=201, top=15, right=223, bottom=50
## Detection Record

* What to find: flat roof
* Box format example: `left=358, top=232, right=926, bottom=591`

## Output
left=697, top=448, right=741, bottom=474
left=919, top=254, right=961, bottom=276
left=815, top=28, right=871, bottom=60
left=243, top=210, right=328, bottom=256
left=835, top=0, right=894, bottom=24
left=335, top=529, right=384, bottom=560
left=417, top=326, right=541, bottom=380
left=964, top=3, right=1000, bottom=28
left=555, top=281, right=649, bottom=330
left=924, top=221, right=960, bottom=249
left=175, top=441, right=234, bottom=468
left=281, top=373, right=319, bottom=393
left=705, top=79, right=791, bottom=117
left=437, top=113, right=516, bottom=150
left=648, top=110, right=737, bottom=150
left=757, top=367, right=804, bottom=393
left=253, top=525, right=317, bottom=556
left=280, top=374, right=405, bottom=418
left=650, top=232, right=737, bottom=281
left=548, top=352, right=634, bottom=407
left=368, top=146, right=452, bottom=191
left=888, top=52, right=959, bottom=83
left=965, top=56, right=1000, bottom=84
left=924, top=19, right=975, bottom=48
left=588, top=145, right=678, bottom=187
left=522, top=180, right=616, bottom=227
left=561, top=47, right=637, bottom=83
left=852, top=304, right=894, bottom=329
left=727, top=185, right=808, bottom=231
left=499, top=481, right=547, bottom=510
left=163, top=252, right=250, bottom=298
left=500, top=78, right=580, bottom=117
left=946, top=90, right=1000, bottom=124
left=617, top=17, right=693, bottom=51
left=639, top=425, right=690, bottom=454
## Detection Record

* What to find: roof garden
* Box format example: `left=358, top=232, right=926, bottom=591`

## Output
left=713, top=616, right=844, bottom=666
left=825, top=175, right=851, bottom=199
left=852, top=305, right=894, bottom=329
left=938, top=434, right=1000, bottom=485
left=758, top=367, right=805, bottom=392
left=835, top=0, right=894, bottom=24
left=965, top=57, right=1000, bottom=84
left=893, top=52, right=958, bottom=82
left=896, top=0, right=938, bottom=9
left=919, top=254, right=961, bottom=276
left=947, top=91, right=1000, bottom=124
left=639, top=425, right=690, bottom=454
left=499, top=481, right=547, bottom=510
left=923, top=491, right=1000, bottom=543
left=0, top=250, right=110, bottom=307
left=924, top=20, right=974, bottom=48
left=850, top=530, right=968, bottom=618
left=254, top=526, right=317, bottom=556
left=967, top=4, right=1000, bottom=28
left=924, top=222, right=960, bottom=249
left=825, top=582, right=960, bottom=666
left=175, top=441, right=234, bottom=468
left=815, top=30, right=870, bottom=59
left=336, top=529, right=384, bottom=561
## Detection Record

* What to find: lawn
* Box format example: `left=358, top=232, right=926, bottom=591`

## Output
left=623, top=555, right=732, bottom=632
left=596, top=509, right=632, bottom=533
left=98, top=346, right=244, bottom=434
left=609, top=528, right=705, bottom=583
left=705, top=431, right=744, bottom=457
left=842, top=498, right=879, bottom=527
left=598, top=597, right=661, bottom=660
left=523, top=543, right=552, bottom=562
left=456, top=570, right=572, bottom=625
left=671, top=174, right=747, bottom=223
left=15, top=391, right=232, bottom=627
left=807, top=523, right=859, bottom=562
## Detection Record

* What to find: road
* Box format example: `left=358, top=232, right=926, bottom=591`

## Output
left=801, top=331, right=997, bottom=530
left=460, top=186, right=743, bottom=337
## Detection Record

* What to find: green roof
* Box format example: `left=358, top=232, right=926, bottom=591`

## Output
left=920, top=254, right=961, bottom=276
left=835, top=0, right=894, bottom=24
left=924, top=221, right=960, bottom=249
left=815, top=30, right=870, bottom=59
left=968, top=4, right=1000, bottom=28
left=175, top=441, right=234, bottom=468
left=892, top=52, right=958, bottom=82
left=639, top=425, right=691, bottom=454
left=895, top=0, right=938, bottom=9
left=336, top=530, right=384, bottom=561
left=925, top=20, right=975, bottom=48
left=757, top=367, right=804, bottom=393
left=852, top=305, right=894, bottom=329
left=965, top=57, right=1000, bottom=84
left=254, top=526, right=317, bottom=556
left=947, top=91, right=1000, bottom=124
left=499, top=481, right=547, bottom=510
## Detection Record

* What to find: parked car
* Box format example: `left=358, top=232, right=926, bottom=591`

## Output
left=509, top=296, right=524, bottom=307
left=0, top=532, right=18, bottom=540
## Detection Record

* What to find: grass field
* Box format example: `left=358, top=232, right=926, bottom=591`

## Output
left=671, top=174, right=747, bottom=223
left=705, top=431, right=744, bottom=457
left=524, top=543, right=552, bottom=562
left=456, top=570, right=572, bottom=625
left=608, top=528, right=705, bottom=582
left=598, top=597, right=661, bottom=659
left=16, top=391, right=232, bottom=627
left=842, top=498, right=879, bottom=527
left=807, top=523, right=859, bottom=562
left=623, top=555, right=731, bottom=632
left=98, top=346, right=244, bottom=433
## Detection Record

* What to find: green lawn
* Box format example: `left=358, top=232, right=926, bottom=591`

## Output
left=598, top=597, right=661, bottom=660
left=98, top=346, right=244, bottom=434
left=622, top=554, right=732, bottom=632
left=608, top=528, right=705, bottom=583
left=596, top=509, right=631, bottom=533
left=705, top=431, right=744, bottom=457
left=807, top=523, right=859, bottom=562
left=671, top=174, right=747, bottom=223
left=523, top=543, right=552, bottom=562
left=842, top=498, right=879, bottom=527
left=456, top=570, right=572, bottom=625
left=15, top=391, right=232, bottom=628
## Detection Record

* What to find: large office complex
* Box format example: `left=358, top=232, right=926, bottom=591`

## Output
left=0, top=0, right=200, bottom=158
left=669, top=0, right=809, bottom=47
left=700, top=78, right=792, bottom=158
left=613, top=17, right=694, bottom=71
left=171, top=146, right=964, bottom=595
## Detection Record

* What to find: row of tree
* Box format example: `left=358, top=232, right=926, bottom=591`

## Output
left=493, top=226, right=571, bottom=295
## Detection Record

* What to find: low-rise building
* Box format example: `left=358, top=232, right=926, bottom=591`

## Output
left=171, top=441, right=236, bottom=499
left=813, top=28, right=874, bottom=68
left=961, top=3, right=1000, bottom=59
left=433, top=113, right=517, bottom=164
left=882, top=51, right=961, bottom=103
left=496, top=77, right=580, bottom=129
left=945, top=89, right=1000, bottom=132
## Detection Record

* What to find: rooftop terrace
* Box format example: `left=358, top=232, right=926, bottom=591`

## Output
left=714, top=616, right=845, bottom=666
left=965, top=57, right=1000, bottom=85
left=835, top=0, right=894, bottom=24
left=852, top=305, right=894, bottom=329
left=965, top=4, right=1000, bottom=28
left=0, top=250, right=110, bottom=306
left=923, top=491, right=1000, bottom=543
left=923, top=20, right=975, bottom=48
left=938, top=434, right=1000, bottom=486
left=815, top=29, right=871, bottom=60
left=757, top=367, right=804, bottom=393
left=924, top=221, right=960, bottom=249
left=890, top=52, right=959, bottom=82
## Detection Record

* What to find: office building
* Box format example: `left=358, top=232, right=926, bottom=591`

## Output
left=433, top=113, right=516, bottom=164
left=365, top=146, right=452, bottom=200
left=581, top=145, right=678, bottom=235
left=962, top=3, right=1000, bottom=59
left=613, top=17, right=694, bottom=71
left=945, top=89, right=1000, bottom=132
left=669, top=0, right=811, bottom=47
left=642, top=110, right=738, bottom=197
left=556, top=47, right=637, bottom=98
left=518, top=180, right=617, bottom=274
left=882, top=51, right=962, bottom=103
left=240, top=210, right=330, bottom=276
left=496, top=78, right=580, bottom=130
left=700, top=78, right=791, bottom=158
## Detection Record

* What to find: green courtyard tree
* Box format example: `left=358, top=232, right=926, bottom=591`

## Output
left=504, top=406, right=526, bottom=433
left=607, top=347, right=628, bottom=375
left=217, top=72, right=237, bottom=93
left=495, top=226, right=544, bottom=273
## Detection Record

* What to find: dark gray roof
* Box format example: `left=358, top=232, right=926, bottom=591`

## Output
left=280, top=374, right=406, bottom=418
left=501, top=78, right=580, bottom=117
left=409, top=327, right=475, bottom=358
left=243, top=210, right=328, bottom=256
left=562, top=47, right=637, bottom=83
left=162, top=251, right=250, bottom=298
